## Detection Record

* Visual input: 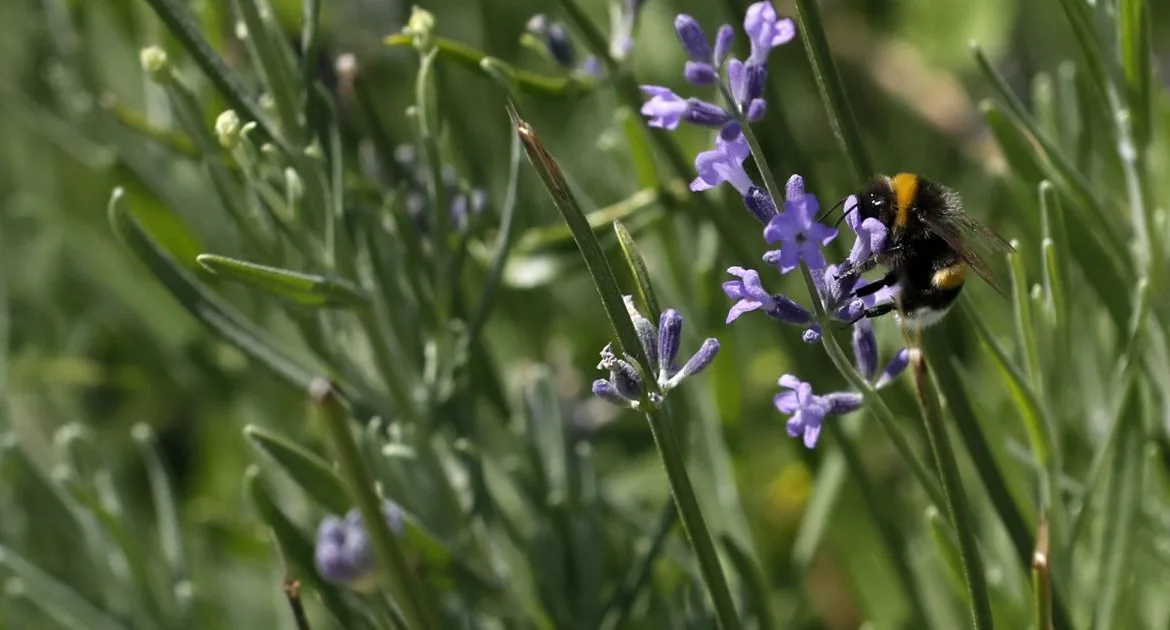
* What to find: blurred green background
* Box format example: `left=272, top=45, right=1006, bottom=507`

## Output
left=2, top=0, right=1169, bottom=628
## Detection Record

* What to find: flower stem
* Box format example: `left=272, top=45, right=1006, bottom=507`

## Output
left=792, top=0, right=874, bottom=181
left=910, top=351, right=995, bottom=630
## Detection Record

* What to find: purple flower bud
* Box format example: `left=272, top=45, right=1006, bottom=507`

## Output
left=802, top=326, right=822, bottom=344
left=674, top=15, right=711, bottom=63
left=727, top=59, right=749, bottom=106
left=714, top=25, right=734, bottom=65
left=720, top=122, right=742, bottom=141
left=664, top=338, right=719, bottom=390
left=743, top=186, right=777, bottom=224
left=723, top=266, right=811, bottom=325
left=593, top=379, right=635, bottom=407
left=746, top=64, right=767, bottom=101
left=597, top=344, right=643, bottom=400
left=684, top=61, right=718, bottom=86
left=546, top=23, right=576, bottom=67
left=852, top=319, right=878, bottom=380
left=682, top=99, right=732, bottom=127
left=785, top=173, right=805, bottom=200
left=746, top=98, right=766, bottom=122
left=624, top=295, right=658, bottom=373
left=875, top=348, right=911, bottom=388
left=824, top=392, right=863, bottom=414
left=640, top=86, right=689, bottom=129
left=315, top=501, right=405, bottom=589
left=657, top=309, right=683, bottom=382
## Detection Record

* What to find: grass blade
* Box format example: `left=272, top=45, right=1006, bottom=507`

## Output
left=613, top=219, right=662, bottom=321
left=196, top=254, right=369, bottom=308
left=0, top=545, right=129, bottom=630
left=244, top=424, right=350, bottom=514
left=231, top=0, right=302, bottom=141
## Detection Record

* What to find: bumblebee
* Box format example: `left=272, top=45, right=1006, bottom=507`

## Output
left=842, top=173, right=1015, bottom=329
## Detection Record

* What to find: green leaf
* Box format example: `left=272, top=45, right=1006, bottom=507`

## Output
left=0, top=545, right=129, bottom=630
left=613, top=220, right=661, bottom=322
left=131, top=424, right=192, bottom=623
left=384, top=35, right=592, bottom=98
left=140, top=0, right=289, bottom=153
left=245, top=467, right=364, bottom=629
left=1090, top=400, right=1143, bottom=630
left=1119, top=0, right=1152, bottom=150
left=793, top=0, right=873, bottom=181
left=231, top=0, right=303, bottom=141
left=719, top=535, right=777, bottom=630
left=107, top=188, right=370, bottom=416
left=196, top=254, right=369, bottom=308
left=244, top=424, right=350, bottom=514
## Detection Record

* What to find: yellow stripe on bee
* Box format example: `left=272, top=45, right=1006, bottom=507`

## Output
left=932, top=263, right=968, bottom=289
left=891, top=172, right=919, bottom=229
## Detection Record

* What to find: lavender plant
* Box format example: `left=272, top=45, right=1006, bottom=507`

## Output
left=2, top=0, right=1170, bottom=629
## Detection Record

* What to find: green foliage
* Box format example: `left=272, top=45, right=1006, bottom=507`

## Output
left=3, top=0, right=1170, bottom=628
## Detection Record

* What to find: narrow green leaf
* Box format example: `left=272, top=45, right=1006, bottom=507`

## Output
left=196, top=254, right=369, bottom=308
left=244, top=424, right=349, bottom=514
left=613, top=219, right=661, bottom=321
left=1120, top=0, right=1152, bottom=150
left=310, top=379, right=443, bottom=630
left=1090, top=407, right=1142, bottom=630
left=231, top=0, right=302, bottom=141
left=1033, top=517, right=1053, bottom=630
left=245, top=467, right=363, bottom=629
left=925, top=506, right=966, bottom=598
left=108, top=189, right=369, bottom=415
left=1008, top=245, right=1043, bottom=395
left=130, top=424, right=191, bottom=622
left=300, top=0, right=323, bottom=125
left=620, top=107, right=659, bottom=189
left=467, top=108, right=524, bottom=347
left=384, top=34, right=591, bottom=97
left=719, top=534, right=777, bottom=630
left=515, top=188, right=664, bottom=256
left=0, top=545, right=129, bottom=630
left=140, top=0, right=288, bottom=153
left=597, top=502, right=677, bottom=630
left=790, top=447, right=846, bottom=571
left=100, top=97, right=199, bottom=159
left=911, top=352, right=994, bottom=630
left=523, top=367, right=569, bottom=504
left=1050, top=0, right=1112, bottom=115
left=981, top=101, right=1047, bottom=186
left=1031, top=73, right=1058, bottom=140
left=793, top=0, right=873, bottom=181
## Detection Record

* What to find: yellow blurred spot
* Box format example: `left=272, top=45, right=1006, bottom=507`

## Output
left=764, top=462, right=812, bottom=527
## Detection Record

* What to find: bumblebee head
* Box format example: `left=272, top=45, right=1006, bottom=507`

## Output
left=857, top=177, right=898, bottom=226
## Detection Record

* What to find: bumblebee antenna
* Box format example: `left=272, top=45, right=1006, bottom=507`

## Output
left=815, top=195, right=849, bottom=224
left=833, top=200, right=859, bottom=228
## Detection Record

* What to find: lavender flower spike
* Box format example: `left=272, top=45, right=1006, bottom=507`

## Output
left=315, top=501, right=405, bottom=590
left=744, top=1, right=796, bottom=66
left=691, top=133, right=753, bottom=194
left=852, top=319, right=878, bottom=381
left=763, top=175, right=838, bottom=273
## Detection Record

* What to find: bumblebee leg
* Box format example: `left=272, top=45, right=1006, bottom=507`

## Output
left=839, top=301, right=897, bottom=328
left=852, top=271, right=897, bottom=298
left=839, top=256, right=877, bottom=279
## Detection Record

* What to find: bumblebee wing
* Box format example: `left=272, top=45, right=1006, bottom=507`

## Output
left=920, top=210, right=1015, bottom=298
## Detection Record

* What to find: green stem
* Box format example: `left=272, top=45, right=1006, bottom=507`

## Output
left=911, top=353, right=994, bottom=630
left=511, top=109, right=740, bottom=629
left=311, top=380, right=441, bottom=630
left=598, top=502, right=678, bottom=630
left=792, top=0, right=874, bottom=181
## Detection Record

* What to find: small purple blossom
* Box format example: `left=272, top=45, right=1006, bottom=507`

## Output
left=691, top=134, right=752, bottom=194
left=743, top=186, right=777, bottom=224
left=763, top=176, right=838, bottom=273
left=774, top=375, right=863, bottom=449
left=722, top=266, right=811, bottom=325
left=592, top=304, right=721, bottom=407
left=875, top=348, right=911, bottom=388
left=315, top=501, right=405, bottom=589
left=714, top=26, right=734, bottom=65
left=744, top=1, right=796, bottom=66
left=640, top=87, right=731, bottom=129
left=853, top=319, right=878, bottom=381
left=674, top=15, right=711, bottom=63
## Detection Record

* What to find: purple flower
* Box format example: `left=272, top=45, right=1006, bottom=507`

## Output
left=691, top=134, right=752, bottom=194
left=597, top=343, right=644, bottom=401
left=625, top=295, right=659, bottom=372
left=658, top=309, right=683, bottom=383
left=315, top=501, right=405, bottom=590
left=744, top=1, right=796, bottom=66
left=640, top=87, right=731, bottom=129
left=722, top=266, right=812, bottom=325
left=743, top=186, right=777, bottom=224
left=843, top=195, right=889, bottom=268
left=852, top=319, right=878, bottom=381
left=714, top=25, right=734, bottom=65
left=674, top=15, right=712, bottom=63
left=763, top=175, right=838, bottom=273
left=775, top=375, right=831, bottom=448
left=663, top=338, right=720, bottom=390
left=774, top=375, right=862, bottom=448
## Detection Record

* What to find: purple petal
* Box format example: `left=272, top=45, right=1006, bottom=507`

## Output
left=726, top=299, right=761, bottom=323
left=727, top=58, right=748, bottom=105
left=785, top=174, right=805, bottom=200
left=774, top=390, right=799, bottom=413
left=802, top=423, right=822, bottom=448
left=684, top=61, right=718, bottom=86
left=674, top=14, right=711, bottom=63
left=714, top=25, right=734, bottom=64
